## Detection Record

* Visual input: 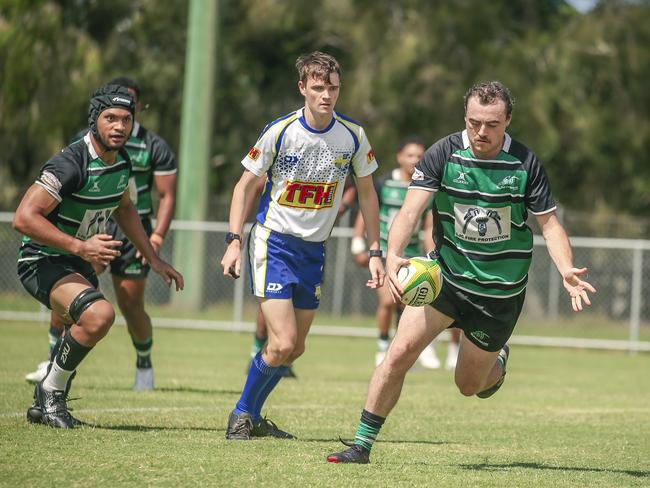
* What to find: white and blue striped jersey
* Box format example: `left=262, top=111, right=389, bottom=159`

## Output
left=242, top=107, right=378, bottom=242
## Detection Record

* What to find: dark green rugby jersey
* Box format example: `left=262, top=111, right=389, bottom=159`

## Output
left=410, top=130, right=556, bottom=298
left=123, top=121, right=177, bottom=216
left=18, top=133, right=132, bottom=262
left=377, top=169, right=430, bottom=258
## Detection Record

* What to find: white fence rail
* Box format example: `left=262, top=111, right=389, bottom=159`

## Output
left=1, top=212, right=648, bottom=353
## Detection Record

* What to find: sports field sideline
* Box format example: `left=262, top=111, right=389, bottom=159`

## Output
left=1, top=321, right=648, bottom=487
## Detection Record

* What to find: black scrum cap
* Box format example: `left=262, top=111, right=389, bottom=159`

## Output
left=88, top=84, right=136, bottom=137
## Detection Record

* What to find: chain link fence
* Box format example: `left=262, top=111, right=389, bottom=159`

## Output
left=1, top=213, right=648, bottom=350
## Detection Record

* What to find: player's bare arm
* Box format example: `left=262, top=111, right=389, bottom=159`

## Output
left=536, top=211, right=596, bottom=312
left=13, top=184, right=122, bottom=267
left=350, top=211, right=370, bottom=268
left=136, top=172, right=177, bottom=264
left=113, top=191, right=184, bottom=290
left=355, top=175, right=385, bottom=288
left=221, top=169, right=260, bottom=279
left=421, top=210, right=435, bottom=253
left=385, top=188, right=431, bottom=301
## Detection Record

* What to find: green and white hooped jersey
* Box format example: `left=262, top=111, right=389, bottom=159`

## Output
left=410, top=130, right=556, bottom=298
left=18, top=133, right=132, bottom=262
left=377, top=169, right=429, bottom=258
left=122, top=121, right=178, bottom=216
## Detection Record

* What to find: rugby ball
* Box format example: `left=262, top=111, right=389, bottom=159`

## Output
left=397, top=256, right=443, bottom=307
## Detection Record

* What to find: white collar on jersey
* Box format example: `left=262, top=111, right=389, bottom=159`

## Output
left=83, top=132, right=100, bottom=160
left=131, top=120, right=141, bottom=138
left=298, top=107, right=337, bottom=134
left=461, top=129, right=512, bottom=153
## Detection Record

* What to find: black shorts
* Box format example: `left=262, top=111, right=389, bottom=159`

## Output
left=17, top=255, right=99, bottom=309
left=105, top=217, right=152, bottom=279
left=431, top=280, right=526, bottom=352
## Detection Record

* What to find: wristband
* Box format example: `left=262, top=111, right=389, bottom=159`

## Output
left=225, top=232, right=242, bottom=244
left=368, top=249, right=383, bottom=258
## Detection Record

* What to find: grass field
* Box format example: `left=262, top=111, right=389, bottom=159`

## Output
left=1, top=321, right=649, bottom=487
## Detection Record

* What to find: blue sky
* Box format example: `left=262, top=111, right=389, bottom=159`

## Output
left=566, top=0, right=597, bottom=12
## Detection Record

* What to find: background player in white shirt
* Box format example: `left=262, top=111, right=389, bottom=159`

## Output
left=221, top=51, right=384, bottom=440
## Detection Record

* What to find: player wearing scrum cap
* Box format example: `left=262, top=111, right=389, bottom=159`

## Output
left=25, top=77, right=179, bottom=391
left=13, top=84, right=184, bottom=428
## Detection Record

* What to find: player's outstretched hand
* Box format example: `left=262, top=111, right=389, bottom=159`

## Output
left=77, top=234, right=122, bottom=267
left=385, top=252, right=410, bottom=303
left=563, top=267, right=596, bottom=312
left=366, top=256, right=386, bottom=289
left=150, top=258, right=184, bottom=291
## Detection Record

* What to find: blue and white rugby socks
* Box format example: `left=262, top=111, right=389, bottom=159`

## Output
left=234, top=351, right=282, bottom=422
left=251, top=364, right=288, bottom=419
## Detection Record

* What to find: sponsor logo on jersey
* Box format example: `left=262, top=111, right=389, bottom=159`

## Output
left=454, top=204, right=511, bottom=243
left=497, top=175, right=520, bottom=191
left=247, top=146, right=261, bottom=161
left=88, top=179, right=102, bottom=192
left=453, top=171, right=469, bottom=185
left=333, top=152, right=352, bottom=167
left=469, top=330, right=490, bottom=347
left=117, top=174, right=128, bottom=190
left=76, top=208, right=115, bottom=240
left=278, top=180, right=338, bottom=210
left=412, top=168, right=425, bottom=181
left=266, top=282, right=283, bottom=292
left=366, top=149, right=375, bottom=164
left=283, top=154, right=300, bottom=164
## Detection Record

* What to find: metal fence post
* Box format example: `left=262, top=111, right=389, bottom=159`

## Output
left=332, top=216, right=351, bottom=317
left=629, top=246, right=643, bottom=354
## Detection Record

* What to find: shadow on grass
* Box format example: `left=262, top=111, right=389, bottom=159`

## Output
left=460, top=461, right=650, bottom=479
left=156, top=386, right=241, bottom=395
left=300, top=437, right=451, bottom=446
left=88, top=423, right=226, bottom=433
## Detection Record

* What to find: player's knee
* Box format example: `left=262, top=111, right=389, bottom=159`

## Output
left=116, top=292, right=144, bottom=313
left=455, top=377, right=481, bottom=396
left=71, top=292, right=115, bottom=340
left=266, top=339, right=296, bottom=363
left=287, top=344, right=305, bottom=362
left=382, top=344, right=416, bottom=374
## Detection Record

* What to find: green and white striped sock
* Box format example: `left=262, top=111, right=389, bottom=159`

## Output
left=354, top=409, right=386, bottom=452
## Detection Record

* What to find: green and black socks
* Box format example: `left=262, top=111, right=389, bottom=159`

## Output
left=354, top=409, right=386, bottom=452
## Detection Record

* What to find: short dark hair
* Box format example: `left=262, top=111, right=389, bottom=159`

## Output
left=397, top=135, right=426, bottom=153
left=464, top=81, right=514, bottom=117
left=295, top=51, right=341, bottom=84
left=108, top=76, right=140, bottom=102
